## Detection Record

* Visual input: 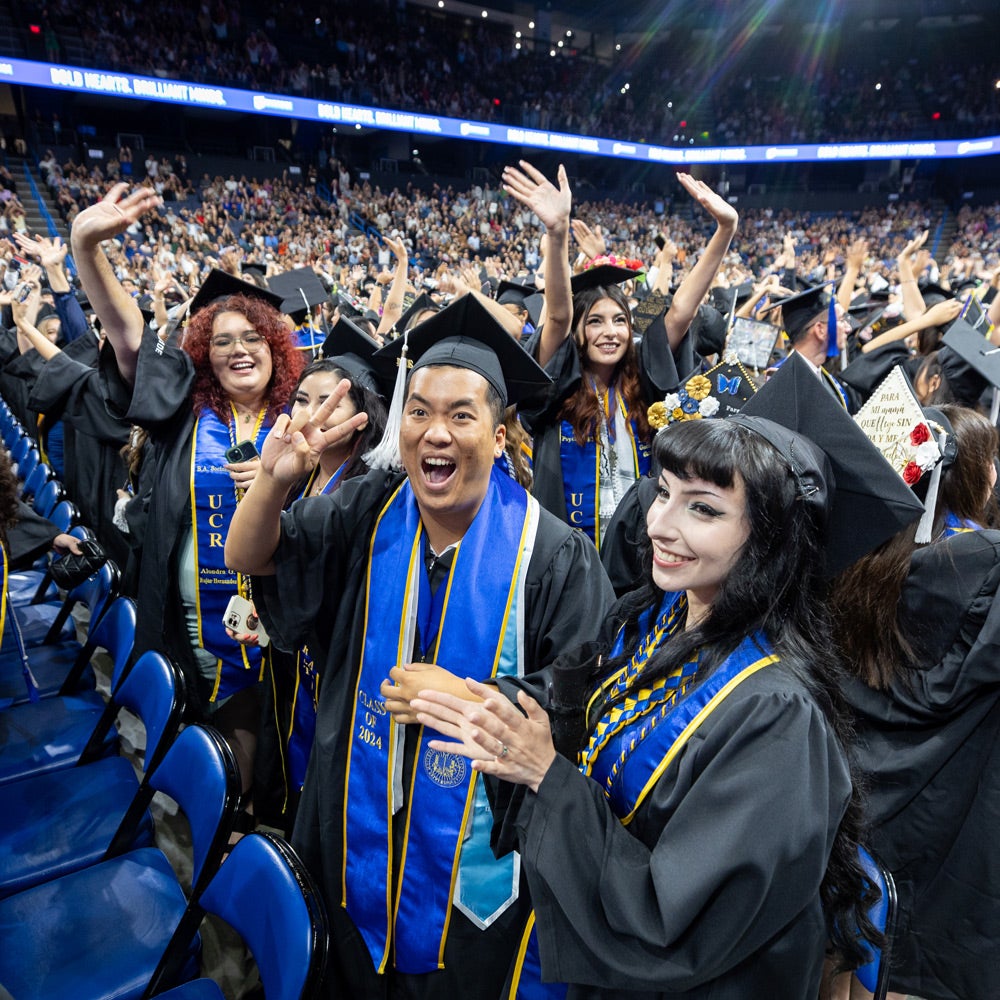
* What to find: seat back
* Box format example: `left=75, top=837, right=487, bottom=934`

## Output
left=17, top=447, right=40, bottom=488
left=854, top=845, right=897, bottom=1000
left=33, top=477, right=65, bottom=517
left=48, top=499, right=81, bottom=534
left=9, top=433, right=31, bottom=468
left=149, top=724, right=241, bottom=895
left=197, top=833, right=328, bottom=1000
left=21, top=461, right=52, bottom=503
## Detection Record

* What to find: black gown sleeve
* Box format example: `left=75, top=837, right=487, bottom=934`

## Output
left=516, top=674, right=850, bottom=992
left=599, top=475, right=658, bottom=596
left=5, top=500, right=58, bottom=569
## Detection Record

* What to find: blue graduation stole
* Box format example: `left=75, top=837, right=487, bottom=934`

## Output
left=559, top=385, right=651, bottom=551
left=943, top=511, right=982, bottom=538
left=284, top=464, right=346, bottom=791
left=293, top=323, right=324, bottom=354
left=189, top=408, right=270, bottom=702
left=508, top=592, right=778, bottom=998
left=343, top=467, right=536, bottom=974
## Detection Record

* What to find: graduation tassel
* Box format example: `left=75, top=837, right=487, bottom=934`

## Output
left=825, top=293, right=843, bottom=366
left=363, top=329, right=409, bottom=471
left=991, top=386, right=1000, bottom=426
left=914, top=430, right=947, bottom=544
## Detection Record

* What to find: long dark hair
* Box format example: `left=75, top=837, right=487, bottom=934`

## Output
left=292, top=358, right=387, bottom=484
left=590, top=419, right=879, bottom=971
left=831, top=403, right=999, bottom=689
left=560, top=284, right=651, bottom=446
left=0, top=448, right=21, bottom=551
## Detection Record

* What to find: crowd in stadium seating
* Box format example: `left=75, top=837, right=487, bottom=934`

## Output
left=18, top=146, right=999, bottom=318
left=29, top=0, right=1000, bottom=148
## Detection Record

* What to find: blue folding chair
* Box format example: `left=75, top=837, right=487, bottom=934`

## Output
left=0, top=561, right=121, bottom=706
left=152, top=833, right=328, bottom=1000
left=0, top=651, right=184, bottom=898
left=16, top=447, right=41, bottom=491
left=0, top=596, right=136, bottom=785
left=8, top=434, right=31, bottom=472
left=21, top=461, right=53, bottom=505
left=0, top=724, right=241, bottom=1000
left=32, top=476, right=65, bottom=518
left=854, top=845, right=897, bottom=1000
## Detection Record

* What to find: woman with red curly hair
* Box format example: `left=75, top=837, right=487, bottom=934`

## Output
left=505, top=163, right=738, bottom=552
left=70, top=184, right=304, bottom=800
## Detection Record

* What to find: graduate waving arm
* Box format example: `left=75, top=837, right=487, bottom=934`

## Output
left=225, top=378, right=368, bottom=575
left=503, top=161, right=572, bottom=368
left=69, top=183, right=162, bottom=384
left=662, top=173, right=738, bottom=350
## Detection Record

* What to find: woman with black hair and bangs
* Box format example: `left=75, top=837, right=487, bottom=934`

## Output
left=410, top=412, right=896, bottom=999
left=506, top=162, right=737, bottom=554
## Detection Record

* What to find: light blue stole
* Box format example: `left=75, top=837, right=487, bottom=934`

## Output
left=343, top=466, right=538, bottom=974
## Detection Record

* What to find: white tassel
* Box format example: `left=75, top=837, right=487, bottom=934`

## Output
left=914, top=430, right=946, bottom=544
left=362, top=331, right=409, bottom=471
left=991, top=387, right=1000, bottom=425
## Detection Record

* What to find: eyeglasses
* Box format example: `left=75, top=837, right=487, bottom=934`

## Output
left=209, top=331, right=267, bottom=354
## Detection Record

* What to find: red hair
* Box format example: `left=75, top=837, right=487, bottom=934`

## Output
left=183, top=294, right=304, bottom=423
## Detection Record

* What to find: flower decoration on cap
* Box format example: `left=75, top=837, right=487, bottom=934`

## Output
left=584, top=254, right=644, bottom=273
left=649, top=360, right=757, bottom=429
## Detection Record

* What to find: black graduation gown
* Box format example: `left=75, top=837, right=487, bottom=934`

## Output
left=98, top=327, right=214, bottom=712
left=489, top=640, right=850, bottom=1000
left=29, top=347, right=131, bottom=572
left=6, top=500, right=58, bottom=569
left=254, top=472, right=616, bottom=1000
left=518, top=331, right=680, bottom=528
left=600, top=475, right=658, bottom=596
left=843, top=529, right=1000, bottom=1000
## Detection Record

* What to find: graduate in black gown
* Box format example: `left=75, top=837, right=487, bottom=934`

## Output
left=226, top=293, right=615, bottom=1000
left=506, top=163, right=736, bottom=552
left=410, top=358, right=924, bottom=1000
left=70, top=184, right=306, bottom=803
left=830, top=403, right=1000, bottom=1000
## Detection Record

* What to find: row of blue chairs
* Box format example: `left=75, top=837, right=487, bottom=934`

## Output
left=0, top=395, right=329, bottom=996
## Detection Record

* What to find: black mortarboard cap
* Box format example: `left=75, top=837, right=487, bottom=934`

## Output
left=320, top=316, right=385, bottom=398
left=268, top=267, right=329, bottom=319
left=522, top=292, right=544, bottom=328
left=242, top=262, right=267, bottom=280
left=396, top=292, right=441, bottom=335
left=735, top=352, right=925, bottom=575
left=761, top=283, right=835, bottom=344
left=496, top=279, right=536, bottom=307
left=918, top=282, right=952, bottom=305
left=691, top=303, right=727, bottom=357
left=940, top=316, right=1000, bottom=408
left=189, top=268, right=284, bottom=317
left=571, top=263, right=642, bottom=296
left=375, top=292, right=550, bottom=408
left=365, top=293, right=552, bottom=471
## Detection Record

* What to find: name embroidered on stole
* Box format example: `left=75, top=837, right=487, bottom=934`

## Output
left=343, top=467, right=533, bottom=974
left=509, top=592, right=778, bottom=998
left=190, top=408, right=270, bottom=702
left=559, top=385, right=650, bottom=551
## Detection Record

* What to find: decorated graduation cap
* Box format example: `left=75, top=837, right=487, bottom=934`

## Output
left=188, top=268, right=284, bottom=318
left=396, top=292, right=441, bottom=335
left=570, top=260, right=644, bottom=296
left=649, top=358, right=759, bottom=429
left=941, top=315, right=1000, bottom=419
left=735, top=352, right=925, bottom=575
left=366, top=292, right=552, bottom=471
left=268, top=267, right=328, bottom=322
left=320, top=316, right=385, bottom=398
left=853, top=367, right=947, bottom=542
left=727, top=316, right=780, bottom=371
left=762, top=283, right=839, bottom=357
